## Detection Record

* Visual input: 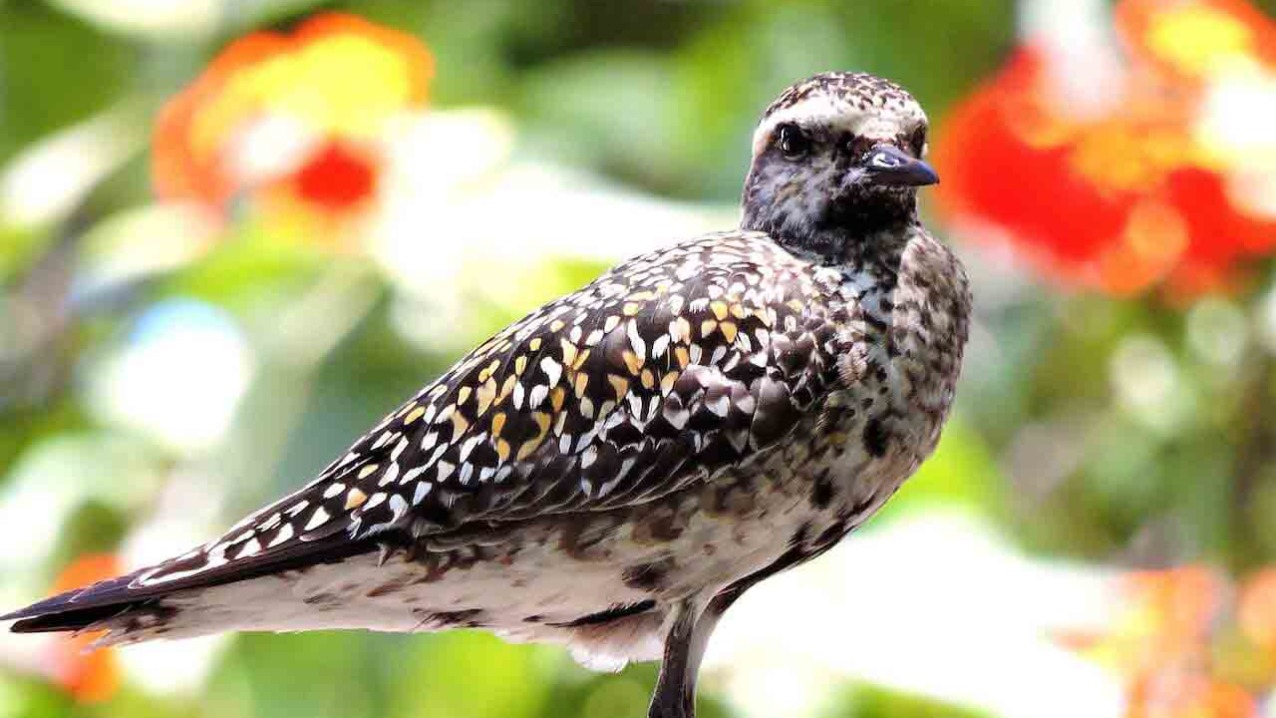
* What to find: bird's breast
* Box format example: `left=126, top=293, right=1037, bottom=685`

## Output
left=804, top=230, right=971, bottom=516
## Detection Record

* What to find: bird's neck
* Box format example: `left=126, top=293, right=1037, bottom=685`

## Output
left=740, top=200, right=918, bottom=267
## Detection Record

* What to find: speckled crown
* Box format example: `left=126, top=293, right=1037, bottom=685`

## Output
left=752, top=72, right=928, bottom=156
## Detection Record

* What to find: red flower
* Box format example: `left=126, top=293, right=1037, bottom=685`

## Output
left=933, top=0, right=1276, bottom=297
left=293, top=140, right=380, bottom=214
left=152, top=13, right=431, bottom=223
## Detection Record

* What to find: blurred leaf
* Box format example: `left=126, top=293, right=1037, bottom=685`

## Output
left=52, top=501, right=129, bottom=569
left=824, top=683, right=993, bottom=718
left=519, top=51, right=681, bottom=192
left=824, top=0, right=1015, bottom=118
left=43, top=0, right=325, bottom=40
left=391, top=632, right=554, bottom=718
left=0, top=224, right=51, bottom=283
left=0, top=3, right=134, bottom=164
left=160, top=224, right=334, bottom=314
left=466, top=256, right=610, bottom=346
left=4, top=678, right=73, bottom=718
left=220, top=632, right=400, bottom=718
left=574, top=677, right=650, bottom=718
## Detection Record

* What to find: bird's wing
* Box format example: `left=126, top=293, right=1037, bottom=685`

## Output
left=4, top=232, right=843, bottom=629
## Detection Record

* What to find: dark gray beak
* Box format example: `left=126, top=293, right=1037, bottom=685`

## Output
left=863, top=145, right=939, bottom=187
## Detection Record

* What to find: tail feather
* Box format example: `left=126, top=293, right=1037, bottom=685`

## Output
left=9, top=600, right=164, bottom=635
left=2, top=534, right=381, bottom=637
left=3, top=573, right=147, bottom=631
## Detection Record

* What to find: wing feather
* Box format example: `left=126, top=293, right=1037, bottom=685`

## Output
left=4, top=231, right=845, bottom=628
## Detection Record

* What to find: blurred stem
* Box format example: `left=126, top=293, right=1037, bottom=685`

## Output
left=1, top=216, right=81, bottom=410
left=1231, top=350, right=1273, bottom=573
left=0, top=100, right=148, bottom=414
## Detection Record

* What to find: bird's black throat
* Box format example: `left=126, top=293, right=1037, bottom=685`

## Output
left=740, top=179, right=919, bottom=265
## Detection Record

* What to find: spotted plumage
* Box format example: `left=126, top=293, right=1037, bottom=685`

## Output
left=4, top=72, right=971, bottom=718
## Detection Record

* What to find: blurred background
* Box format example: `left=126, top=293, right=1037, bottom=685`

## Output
left=0, top=0, right=1273, bottom=717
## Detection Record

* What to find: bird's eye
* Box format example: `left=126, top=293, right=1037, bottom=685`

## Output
left=909, top=126, right=927, bottom=157
left=776, top=124, right=810, bottom=159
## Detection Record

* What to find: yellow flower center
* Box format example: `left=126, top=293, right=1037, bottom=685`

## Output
left=1145, top=6, right=1257, bottom=77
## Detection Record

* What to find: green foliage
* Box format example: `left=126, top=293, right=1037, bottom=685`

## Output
left=825, top=683, right=993, bottom=718
left=0, top=5, right=132, bottom=163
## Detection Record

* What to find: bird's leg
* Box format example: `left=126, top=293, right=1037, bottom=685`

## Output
left=648, top=597, right=711, bottom=718
left=647, top=565, right=788, bottom=718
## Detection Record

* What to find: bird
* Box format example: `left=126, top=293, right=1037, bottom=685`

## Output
left=3, top=71, right=970, bottom=718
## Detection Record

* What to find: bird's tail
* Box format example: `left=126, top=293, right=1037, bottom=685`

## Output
left=2, top=531, right=381, bottom=644
left=4, top=571, right=159, bottom=635
left=2, top=461, right=404, bottom=643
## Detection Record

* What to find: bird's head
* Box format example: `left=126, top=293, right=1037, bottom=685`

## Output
left=741, top=72, right=936, bottom=258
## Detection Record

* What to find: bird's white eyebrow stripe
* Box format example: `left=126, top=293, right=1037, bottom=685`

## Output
left=751, top=95, right=926, bottom=157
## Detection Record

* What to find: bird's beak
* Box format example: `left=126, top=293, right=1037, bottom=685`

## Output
left=862, top=145, right=939, bottom=187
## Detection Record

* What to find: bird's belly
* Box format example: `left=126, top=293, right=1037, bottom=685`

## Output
left=407, top=456, right=828, bottom=621
left=128, top=436, right=902, bottom=671
left=137, top=464, right=824, bottom=667
left=437, top=412, right=917, bottom=632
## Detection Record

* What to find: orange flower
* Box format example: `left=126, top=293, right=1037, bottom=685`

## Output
left=933, top=0, right=1276, bottom=297
left=1056, top=565, right=1274, bottom=718
left=1238, top=568, right=1276, bottom=655
left=1129, top=674, right=1258, bottom=718
left=153, top=13, right=432, bottom=221
left=1069, top=566, right=1226, bottom=679
left=45, top=554, right=122, bottom=703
